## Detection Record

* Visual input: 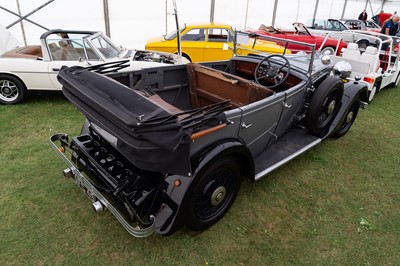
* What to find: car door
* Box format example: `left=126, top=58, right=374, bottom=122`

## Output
left=273, top=80, right=307, bottom=138
left=203, top=28, right=234, bottom=61
left=180, top=28, right=206, bottom=62
left=238, top=92, right=285, bottom=156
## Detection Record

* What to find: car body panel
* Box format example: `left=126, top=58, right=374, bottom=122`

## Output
left=145, top=22, right=289, bottom=62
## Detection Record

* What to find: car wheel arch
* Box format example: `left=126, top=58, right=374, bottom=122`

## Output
left=175, top=52, right=192, bottom=62
left=190, top=139, right=254, bottom=181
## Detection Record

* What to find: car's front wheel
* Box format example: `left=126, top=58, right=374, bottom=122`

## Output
left=185, top=157, right=241, bottom=231
left=305, top=77, right=344, bottom=135
left=0, top=75, right=27, bottom=104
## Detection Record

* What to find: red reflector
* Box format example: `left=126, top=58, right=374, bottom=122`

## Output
left=59, top=147, right=65, bottom=153
left=363, top=77, right=375, bottom=83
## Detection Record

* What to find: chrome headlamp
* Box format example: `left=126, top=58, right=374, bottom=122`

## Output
left=332, top=60, right=352, bottom=79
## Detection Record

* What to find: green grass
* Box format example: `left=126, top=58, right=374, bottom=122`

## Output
left=0, top=88, right=399, bottom=265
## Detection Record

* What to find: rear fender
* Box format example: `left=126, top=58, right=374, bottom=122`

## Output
left=191, top=139, right=254, bottom=180
left=324, top=81, right=368, bottom=138
left=159, top=139, right=254, bottom=235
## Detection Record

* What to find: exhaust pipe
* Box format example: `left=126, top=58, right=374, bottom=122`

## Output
left=63, top=168, right=74, bottom=178
left=92, top=201, right=104, bottom=213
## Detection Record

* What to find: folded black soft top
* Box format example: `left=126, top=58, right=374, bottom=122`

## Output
left=57, top=65, right=192, bottom=175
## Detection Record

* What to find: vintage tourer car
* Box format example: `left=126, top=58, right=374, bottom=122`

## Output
left=322, top=30, right=400, bottom=102
left=145, top=22, right=289, bottom=63
left=0, top=29, right=187, bottom=104
left=50, top=31, right=368, bottom=237
left=251, top=22, right=347, bottom=55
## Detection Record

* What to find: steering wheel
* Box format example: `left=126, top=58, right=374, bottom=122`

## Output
left=254, top=54, right=291, bottom=89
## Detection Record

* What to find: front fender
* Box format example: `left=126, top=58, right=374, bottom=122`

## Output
left=324, top=81, right=368, bottom=138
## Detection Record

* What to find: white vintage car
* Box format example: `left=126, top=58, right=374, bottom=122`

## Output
left=0, top=28, right=187, bottom=104
left=320, top=30, right=400, bottom=102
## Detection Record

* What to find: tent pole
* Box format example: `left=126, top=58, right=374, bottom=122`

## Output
left=15, top=0, right=26, bottom=46
left=312, top=0, right=320, bottom=27
left=6, top=0, right=54, bottom=29
left=0, top=5, right=48, bottom=30
left=103, top=0, right=111, bottom=37
left=341, top=0, right=348, bottom=19
left=271, top=0, right=278, bottom=27
left=210, top=0, right=215, bottom=23
left=244, top=0, right=249, bottom=28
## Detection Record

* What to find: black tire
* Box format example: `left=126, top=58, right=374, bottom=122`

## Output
left=331, top=96, right=360, bottom=138
left=305, top=77, right=344, bottom=135
left=0, top=74, right=27, bottom=104
left=185, top=157, right=241, bottom=231
left=389, top=72, right=400, bottom=88
left=321, top=46, right=335, bottom=55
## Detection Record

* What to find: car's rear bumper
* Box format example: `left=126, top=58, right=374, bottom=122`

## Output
left=49, top=133, right=155, bottom=238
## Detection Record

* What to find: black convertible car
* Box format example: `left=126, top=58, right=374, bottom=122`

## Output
left=50, top=31, right=368, bottom=237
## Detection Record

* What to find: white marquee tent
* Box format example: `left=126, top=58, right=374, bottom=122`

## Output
left=0, top=0, right=399, bottom=49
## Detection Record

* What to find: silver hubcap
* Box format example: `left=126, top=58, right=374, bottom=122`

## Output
left=327, top=100, right=336, bottom=114
left=322, top=47, right=334, bottom=55
left=346, top=111, right=354, bottom=123
left=0, top=80, right=19, bottom=102
left=211, top=186, right=226, bottom=206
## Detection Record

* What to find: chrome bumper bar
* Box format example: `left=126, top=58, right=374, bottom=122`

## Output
left=50, top=133, right=155, bottom=238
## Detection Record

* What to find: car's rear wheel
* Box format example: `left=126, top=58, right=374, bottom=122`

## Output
left=185, top=157, right=241, bottom=231
left=331, top=96, right=360, bottom=138
left=305, top=77, right=344, bottom=135
left=0, top=75, right=27, bottom=104
left=389, top=72, right=400, bottom=88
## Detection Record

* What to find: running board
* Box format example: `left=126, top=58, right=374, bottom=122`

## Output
left=254, top=128, right=321, bottom=181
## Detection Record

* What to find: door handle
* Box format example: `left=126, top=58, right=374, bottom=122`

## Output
left=241, top=122, right=253, bottom=129
left=52, top=68, right=60, bottom=71
left=283, top=102, right=292, bottom=108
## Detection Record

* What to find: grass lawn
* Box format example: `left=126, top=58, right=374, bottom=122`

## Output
left=0, top=86, right=399, bottom=265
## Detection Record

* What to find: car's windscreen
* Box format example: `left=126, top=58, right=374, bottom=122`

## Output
left=165, top=25, right=186, bottom=40
left=89, top=34, right=120, bottom=59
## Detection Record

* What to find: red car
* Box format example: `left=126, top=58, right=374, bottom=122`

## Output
left=252, top=22, right=347, bottom=55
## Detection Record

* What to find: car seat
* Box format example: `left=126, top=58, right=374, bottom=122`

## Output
left=342, top=43, right=361, bottom=60
left=360, top=46, right=381, bottom=73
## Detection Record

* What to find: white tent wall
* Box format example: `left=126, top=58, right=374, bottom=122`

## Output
left=0, top=0, right=399, bottom=49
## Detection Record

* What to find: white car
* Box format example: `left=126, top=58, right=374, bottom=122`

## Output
left=320, top=30, right=400, bottom=102
left=305, top=18, right=348, bottom=36
left=0, top=28, right=187, bottom=104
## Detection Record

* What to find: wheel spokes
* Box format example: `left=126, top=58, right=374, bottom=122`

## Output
left=0, top=80, right=19, bottom=101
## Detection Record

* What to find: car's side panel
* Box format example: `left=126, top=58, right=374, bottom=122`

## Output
left=238, top=92, right=285, bottom=156
left=0, top=59, right=52, bottom=90
left=48, top=60, right=89, bottom=89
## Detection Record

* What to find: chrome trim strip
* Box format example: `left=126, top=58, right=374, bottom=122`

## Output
left=255, top=138, right=322, bottom=181
left=49, top=133, right=155, bottom=238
